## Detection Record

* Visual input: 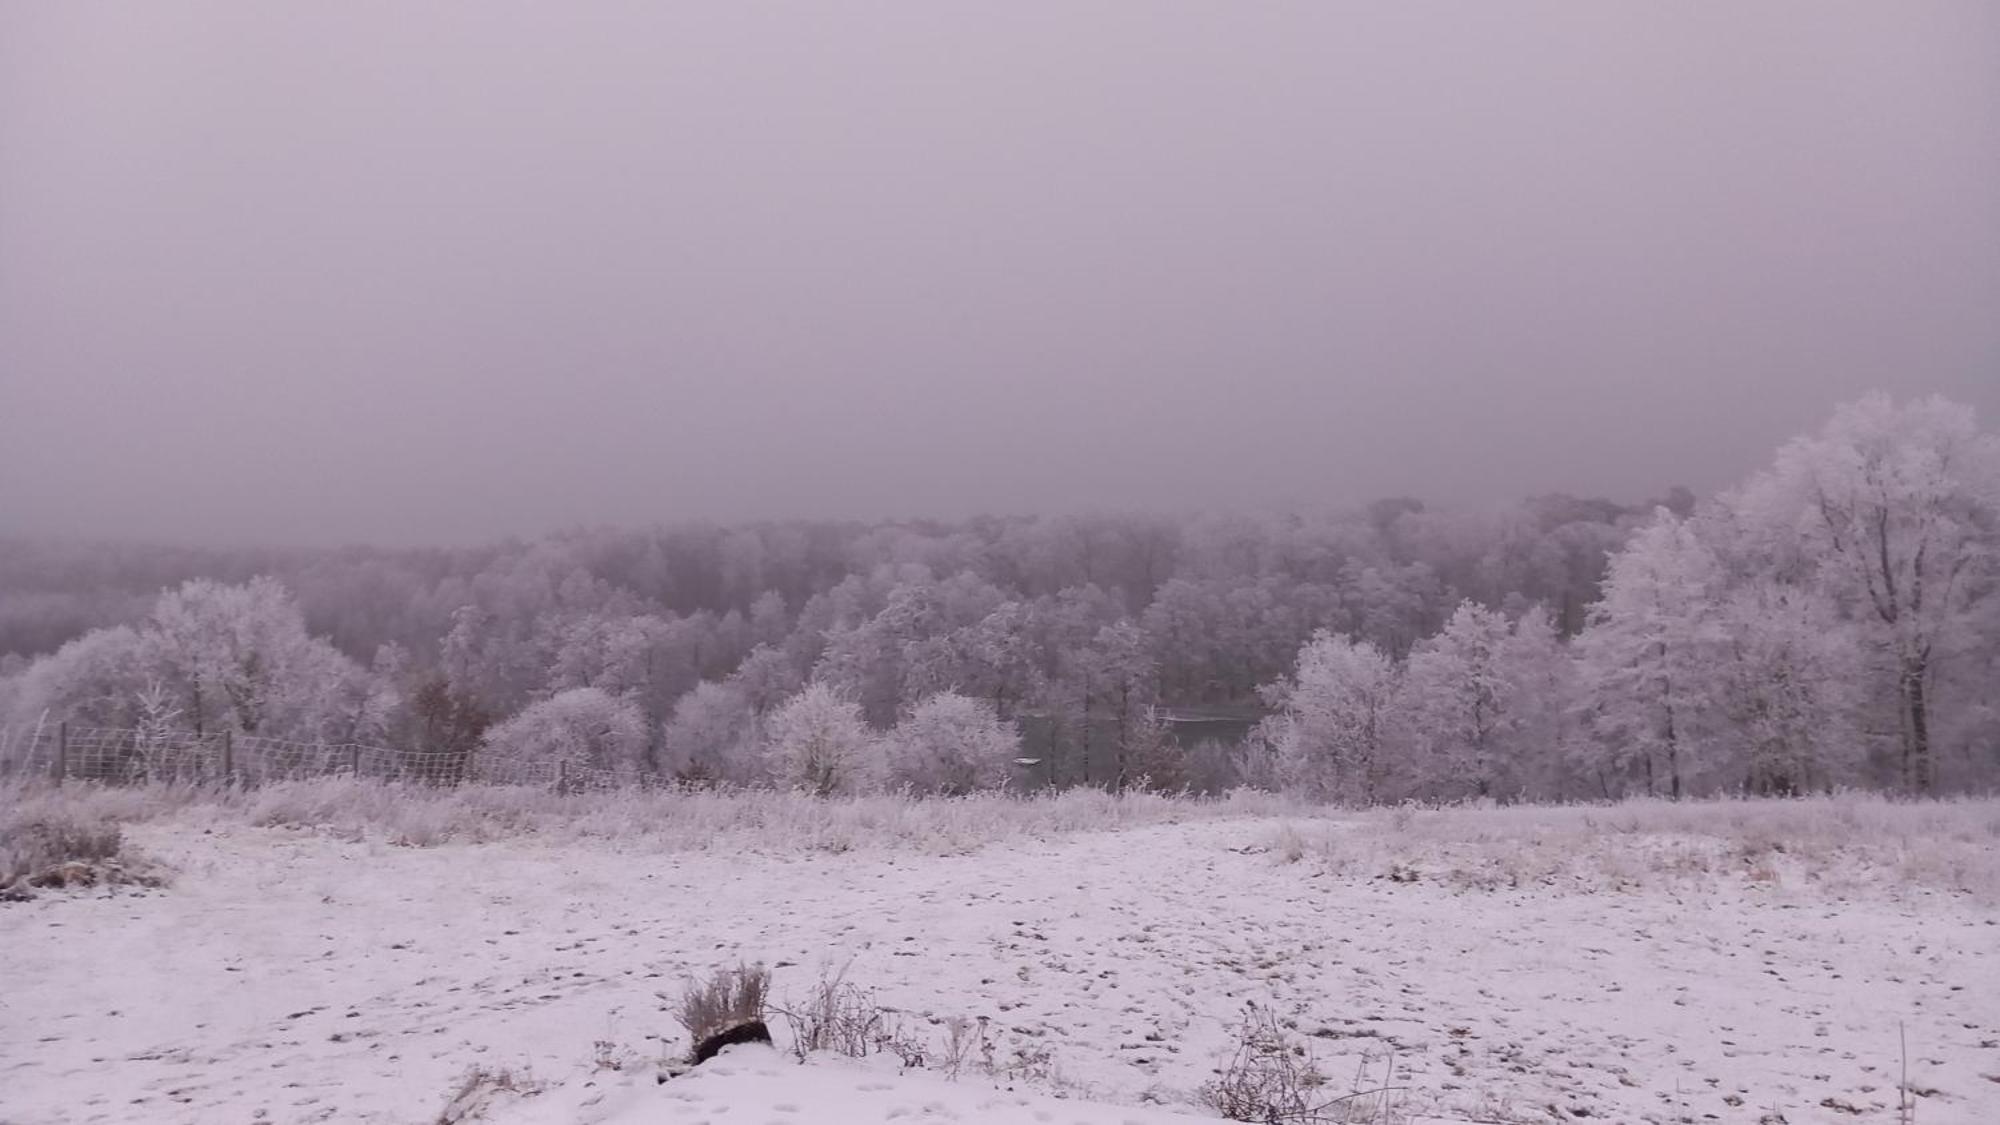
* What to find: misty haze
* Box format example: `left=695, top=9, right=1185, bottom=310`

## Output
left=2, top=5, right=1997, bottom=1125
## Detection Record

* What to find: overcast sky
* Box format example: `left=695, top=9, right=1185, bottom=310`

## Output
left=2, top=3, right=1996, bottom=546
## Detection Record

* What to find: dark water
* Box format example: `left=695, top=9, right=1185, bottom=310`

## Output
left=1012, top=708, right=1261, bottom=793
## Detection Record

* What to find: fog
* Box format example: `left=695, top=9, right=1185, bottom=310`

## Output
left=2, top=2, right=1995, bottom=546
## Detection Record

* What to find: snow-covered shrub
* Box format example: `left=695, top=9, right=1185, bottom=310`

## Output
left=2, top=808, right=119, bottom=886
left=763, top=683, right=877, bottom=796
left=886, top=692, right=1020, bottom=795
left=0, top=787, right=164, bottom=892
left=479, top=687, right=648, bottom=778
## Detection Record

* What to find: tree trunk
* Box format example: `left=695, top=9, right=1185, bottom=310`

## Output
left=1903, top=658, right=1933, bottom=794
left=1662, top=685, right=1681, bottom=801
left=1113, top=684, right=1130, bottom=793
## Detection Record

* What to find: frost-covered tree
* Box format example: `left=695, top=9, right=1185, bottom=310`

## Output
left=543, top=613, right=664, bottom=700
left=479, top=686, right=648, bottom=777
left=886, top=691, right=1021, bottom=795
left=2, top=625, right=152, bottom=732
left=952, top=601, right=1043, bottom=720
left=1497, top=604, right=1576, bottom=800
left=1086, top=620, right=1160, bottom=791
left=1402, top=601, right=1518, bottom=799
left=1929, top=583, right=2000, bottom=788
left=1727, top=394, right=2000, bottom=792
left=763, top=682, right=877, bottom=795
left=662, top=681, right=762, bottom=784
left=814, top=583, right=944, bottom=727
left=0, top=576, right=393, bottom=749
left=1256, top=631, right=1400, bottom=803
left=128, top=679, right=185, bottom=776
left=814, top=575, right=1010, bottom=725
left=748, top=591, right=791, bottom=647
left=1340, top=561, right=1441, bottom=659
left=1140, top=579, right=1223, bottom=701
left=1712, top=580, right=1865, bottom=795
left=725, top=643, right=806, bottom=714
left=1572, top=510, right=1727, bottom=799
left=403, top=674, right=489, bottom=783
left=145, top=577, right=375, bottom=742
left=133, top=680, right=181, bottom=746
left=439, top=604, right=544, bottom=719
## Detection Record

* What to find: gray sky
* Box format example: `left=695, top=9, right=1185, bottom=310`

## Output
left=3, top=2, right=1996, bottom=546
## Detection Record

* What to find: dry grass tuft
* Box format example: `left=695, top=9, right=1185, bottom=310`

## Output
left=1276, top=793, right=2000, bottom=902
left=0, top=786, right=168, bottom=895
left=3, top=777, right=1303, bottom=856
left=1201, top=1005, right=1404, bottom=1123
left=767, top=961, right=951, bottom=1071
left=434, top=1066, right=537, bottom=1125
left=675, top=963, right=771, bottom=1054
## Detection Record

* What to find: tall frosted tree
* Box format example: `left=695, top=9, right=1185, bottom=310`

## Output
left=1498, top=604, right=1575, bottom=799
left=1086, top=621, right=1159, bottom=791
left=1402, top=601, right=1517, bottom=798
left=145, top=577, right=376, bottom=742
left=1728, top=394, right=2000, bottom=792
left=815, top=579, right=994, bottom=727
left=1712, top=580, right=1864, bottom=795
left=1572, top=510, right=1726, bottom=799
left=725, top=644, right=806, bottom=714
left=1257, top=630, right=1400, bottom=803
left=952, top=601, right=1043, bottom=721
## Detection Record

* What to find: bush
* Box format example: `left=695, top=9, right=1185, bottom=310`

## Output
left=886, top=693, right=1020, bottom=795
left=763, top=684, right=877, bottom=796
left=661, top=682, right=762, bottom=784
left=1201, top=1006, right=1402, bottom=1124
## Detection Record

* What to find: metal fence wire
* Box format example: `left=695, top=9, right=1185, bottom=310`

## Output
left=0, top=723, right=642, bottom=792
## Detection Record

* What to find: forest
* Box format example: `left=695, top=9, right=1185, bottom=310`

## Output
left=3, top=393, right=1995, bottom=802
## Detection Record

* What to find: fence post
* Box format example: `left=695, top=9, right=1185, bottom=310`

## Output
left=55, top=721, right=68, bottom=783
left=557, top=759, right=568, bottom=794
left=222, top=729, right=234, bottom=783
left=349, top=743, right=362, bottom=777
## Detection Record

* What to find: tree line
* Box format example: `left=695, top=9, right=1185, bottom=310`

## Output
left=3, top=394, right=1993, bottom=800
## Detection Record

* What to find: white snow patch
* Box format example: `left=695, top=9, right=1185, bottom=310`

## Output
left=496, top=1044, right=1212, bottom=1125
left=1, top=816, right=1995, bottom=1124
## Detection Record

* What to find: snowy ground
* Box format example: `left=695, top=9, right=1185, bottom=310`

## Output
left=502, top=1043, right=1215, bottom=1125
left=4, top=813, right=1997, bottom=1125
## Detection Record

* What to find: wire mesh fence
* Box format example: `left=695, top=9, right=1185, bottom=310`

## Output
left=0, top=723, right=644, bottom=793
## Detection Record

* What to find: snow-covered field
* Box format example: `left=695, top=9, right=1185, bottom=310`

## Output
left=4, top=796, right=1998, bottom=1125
